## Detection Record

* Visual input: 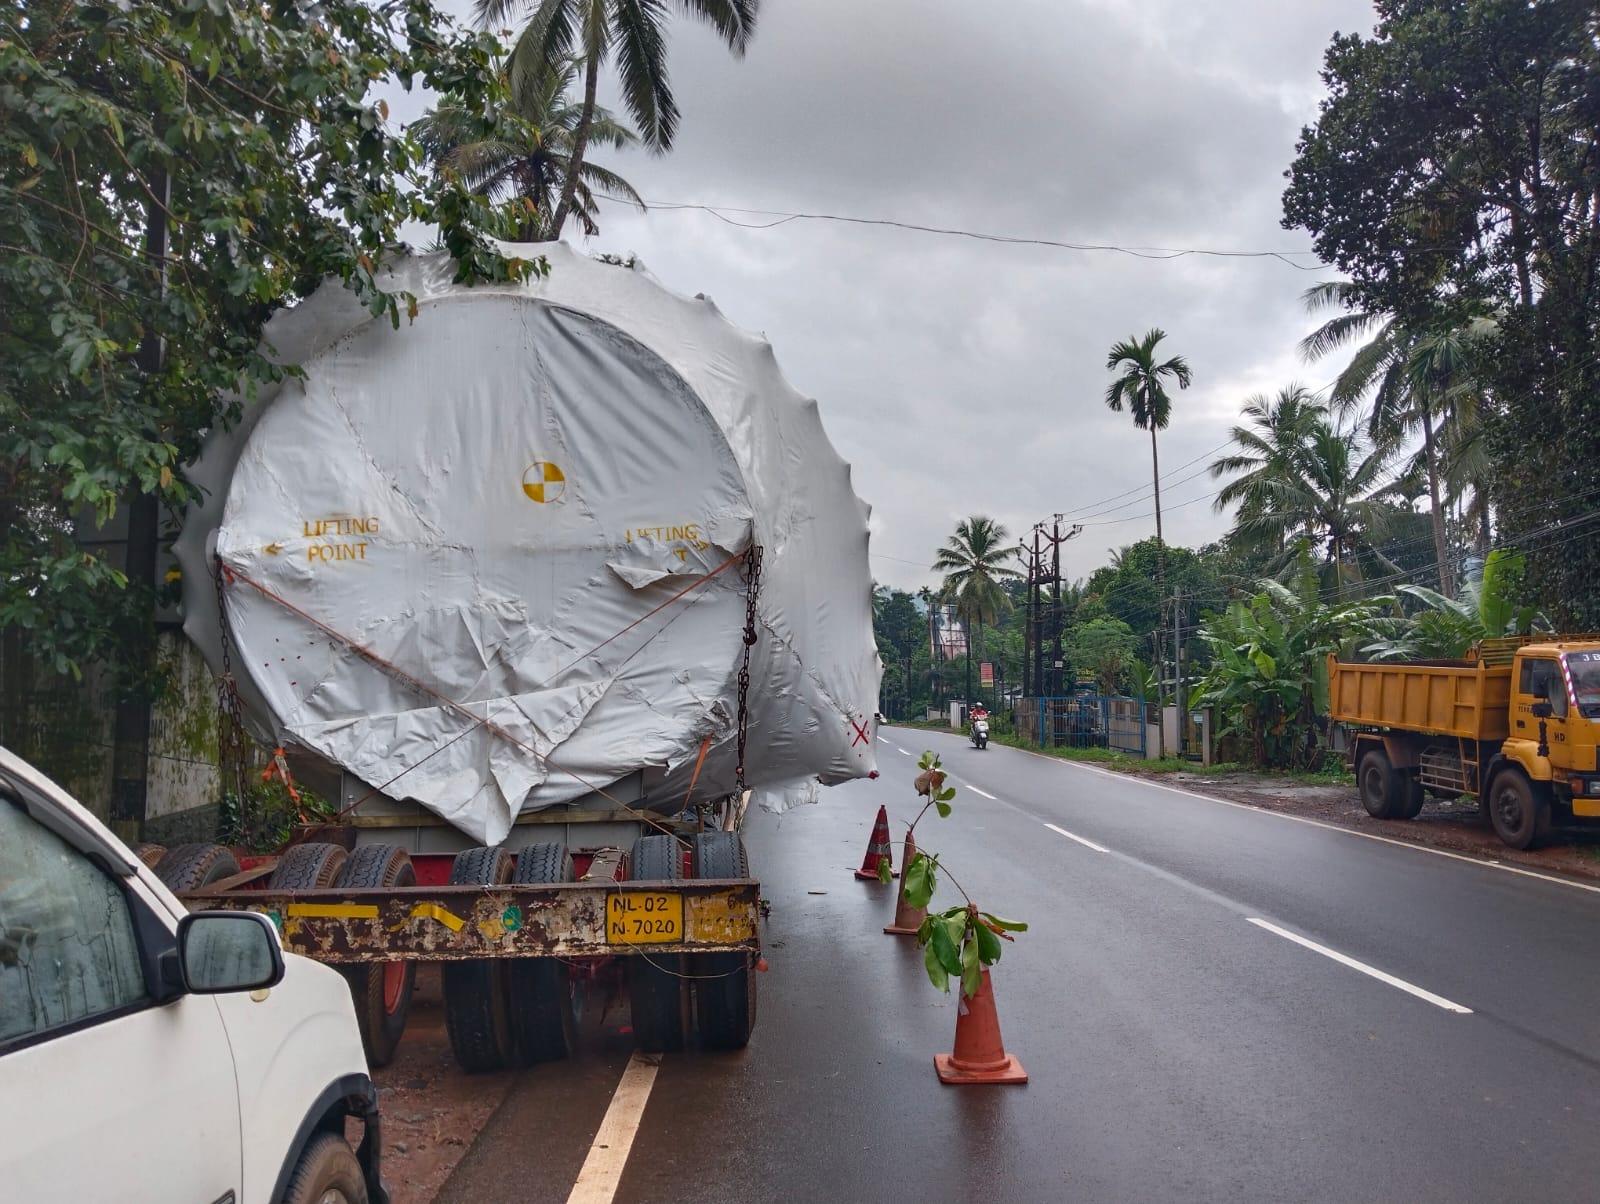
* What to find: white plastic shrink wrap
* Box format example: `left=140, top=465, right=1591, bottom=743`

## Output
left=176, top=245, right=881, bottom=844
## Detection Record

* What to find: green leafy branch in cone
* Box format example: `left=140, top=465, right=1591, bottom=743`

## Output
left=885, top=752, right=1028, bottom=997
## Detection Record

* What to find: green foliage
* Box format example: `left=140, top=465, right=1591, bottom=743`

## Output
left=933, top=516, right=1021, bottom=705
left=1194, top=549, right=1386, bottom=769
left=1, top=0, right=537, bottom=687
left=894, top=751, right=1026, bottom=997
left=1284, top=0, right=1600, bottom=626
left=1360, top=547, right=1543, bottom=660
left=1068, top=618, right=1139, bottom=695
left=217, top=779, right=336, bottom=854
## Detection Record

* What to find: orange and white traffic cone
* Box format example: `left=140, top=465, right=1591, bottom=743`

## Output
left=883, top=829, right=925, bottom=935
left=854, top=805, right=897, bottom=880
left=934, top=967, right=1027, bottom=1085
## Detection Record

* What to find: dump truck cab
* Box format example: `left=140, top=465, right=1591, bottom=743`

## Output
left=1503, top=640, right=1600, bottom=816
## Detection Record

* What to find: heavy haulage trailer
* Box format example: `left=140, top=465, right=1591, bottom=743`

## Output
left=1328, top=635, right=1600, bottom=850
left=156, top=246, right=881, bottom=1071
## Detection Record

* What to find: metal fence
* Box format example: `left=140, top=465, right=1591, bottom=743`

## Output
left=1017, top=695, right=1147, bottom=757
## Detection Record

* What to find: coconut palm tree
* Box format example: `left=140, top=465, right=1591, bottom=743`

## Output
left=932, top=516, right=1021, bottom=710
left=413, top=54, right=643, bottom=240
left=1209, top=385, right=1325, bottom=545
left=1300, top=282, right=1499, bottom=595
left=1231, top=419, right=1400, bottom=593
left=476, top=0, right=760, bottom=240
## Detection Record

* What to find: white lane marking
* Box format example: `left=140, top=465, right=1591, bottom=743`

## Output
left=1011, top=747, right=1600, bottom=897
left=1247, top=917, right=1472, bottom=1015
left=897, top=747, right=912, bottom=756
left=878, top=736, right=892, bottom=745
left=1044, top=822, right=1109, bottom=853
left=962, top=781, right=998, bottom=800
left=566, top=1052, right=660, bottom=1204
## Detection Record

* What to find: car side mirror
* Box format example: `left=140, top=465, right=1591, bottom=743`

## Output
left=1531, top=700, right=1553, bottom=719
left=178, top=911, right=285, bottom=994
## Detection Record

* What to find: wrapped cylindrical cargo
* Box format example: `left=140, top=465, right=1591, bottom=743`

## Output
left=176, top=245, right=880, bottom=845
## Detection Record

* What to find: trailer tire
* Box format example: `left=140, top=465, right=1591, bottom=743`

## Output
left=154, top=843, right=241, bottom=893
left=335, top=845, right=417, bottom=1068
left=131, top=842, right=167, bottom=870
left=269, top=841, right=349, bottom=890
left=280, top=1130, right=368, bottom=1204
left=1357, top=748, right=1402, bottom=820
left=1487, top=770, right=1551, bottom=850
left=690, top=832, right=758, bottom=1051
left=508, top=842, right=578, bottom=1065
left=443, top=846, right=516, bottom=1073
left=627, top=835, right=685, bottom=1053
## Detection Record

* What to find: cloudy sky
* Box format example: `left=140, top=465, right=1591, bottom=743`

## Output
left=422, top=0, right=1379, bottom=593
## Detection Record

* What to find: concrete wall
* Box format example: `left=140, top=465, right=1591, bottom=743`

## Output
left=0, top=631, right=223, bottom=839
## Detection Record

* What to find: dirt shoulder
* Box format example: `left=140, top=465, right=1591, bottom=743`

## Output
left=1116, top=766, right=1600, bottom=882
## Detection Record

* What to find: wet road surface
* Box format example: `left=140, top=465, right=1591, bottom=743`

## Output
left=436, top=727, right=1600, bottom=1203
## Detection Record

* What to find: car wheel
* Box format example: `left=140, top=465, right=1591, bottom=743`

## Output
left=627, top=834, right=686, bottom=1053
left=443, top=846, right=516, bottom=1073
left=690, top=832, right=757, bottom=1051
left=335, top=844, right=417, bottom=1068
left=281, top=1131, right=367, bottom=1204
left=1397, top=774, right=1426, bottom=820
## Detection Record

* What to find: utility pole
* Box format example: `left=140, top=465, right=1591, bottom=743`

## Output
left=1036, top=519, right=1082, bottom=697
left=1173, top=587, right=1186, bottom=759
left=1031, top=526, right=1045, bottom=699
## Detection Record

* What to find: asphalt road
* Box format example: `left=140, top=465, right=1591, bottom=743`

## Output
left=437, top=727, right=1600, bottom=1203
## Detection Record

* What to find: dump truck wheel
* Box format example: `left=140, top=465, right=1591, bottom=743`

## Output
left=268, top=841, right=348, bottom=890
left=508, top=842, right=579, bottom=1065
left=627, top=834, right=686, bottom=1053
left=690, top=831, right=758, bottom=1051
left=1397, top=774, right=1426, bottom=820
left=443, top=846, right=516, bottom=1072
left=154, top=843, right=241, bottom=893
left=335, top=845, right=417, bottom=1068
left=1488, top=770, right=1550, bottom=850
left=1357, top=748, right=1400, bottom=819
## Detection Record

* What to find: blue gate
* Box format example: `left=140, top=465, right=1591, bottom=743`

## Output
left=1025, top=695, right=1147, bottom=756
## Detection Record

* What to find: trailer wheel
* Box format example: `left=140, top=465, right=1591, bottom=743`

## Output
left=268, top=841, right=349, bottom=890
left=1487, top=770, right=1551, bottom=850
left=335, top=845, right=417, bottom=1068
left=131, top=842, right=167, bottom=870
left=627, top=834, right=686, bottom=1053
left=1357, top=747, right=1401, bottom=819
left=443, top=846, right=516, bottom=1072
left=690, top=832, right=758, bottom=1051
left=507, top=842, right=578, bottom=1065
left=154, top=843, right=241, bottom=892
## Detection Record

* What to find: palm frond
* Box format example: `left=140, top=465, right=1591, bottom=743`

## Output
left=681, top=0, right=761, bottom=54
left=611, top=0, right=678, bottom=151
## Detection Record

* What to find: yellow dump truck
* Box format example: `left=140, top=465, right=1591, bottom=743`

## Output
left=1328, top=636, right=1600, bottom=849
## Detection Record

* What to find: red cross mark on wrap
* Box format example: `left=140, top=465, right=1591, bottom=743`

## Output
left=850, top=717, right=871, bottom=747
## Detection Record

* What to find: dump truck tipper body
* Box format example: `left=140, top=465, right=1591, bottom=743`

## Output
left=1328, top=636, right=1600, bottom=850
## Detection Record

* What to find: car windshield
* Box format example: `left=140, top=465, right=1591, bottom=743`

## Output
left=1564, top=652, right=1600, bottom=718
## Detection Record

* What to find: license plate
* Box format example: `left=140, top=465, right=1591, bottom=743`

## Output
left=605, top=892, right=685, bottom=944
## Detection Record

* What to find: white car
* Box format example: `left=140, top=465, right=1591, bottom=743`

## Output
left=0, top=746, right=387, bottom=1204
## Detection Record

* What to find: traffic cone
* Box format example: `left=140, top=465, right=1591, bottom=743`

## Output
left=934, top=967, right=1027, bottom=1085
left=853, top=805, right=897, bottom=880
left=883, top=830, right=925, bottom=935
